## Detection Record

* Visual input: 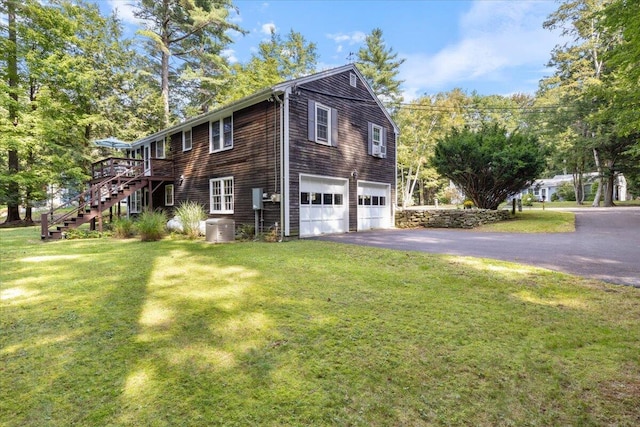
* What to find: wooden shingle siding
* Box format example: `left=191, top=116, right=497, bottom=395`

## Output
left=169, top=100, right=282, bottom=231
left=125, top=65, right=396, bottom=238
left=287, top=70, right=396, bottom=235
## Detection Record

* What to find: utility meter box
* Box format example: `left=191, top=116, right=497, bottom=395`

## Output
left=252, top=188, right=263, bottom=210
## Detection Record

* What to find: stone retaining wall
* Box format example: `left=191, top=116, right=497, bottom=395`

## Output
left=395, top=208, right=511, bottom=229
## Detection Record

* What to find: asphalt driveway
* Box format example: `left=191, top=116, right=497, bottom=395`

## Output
left=315, top=207, right=640, bottom=287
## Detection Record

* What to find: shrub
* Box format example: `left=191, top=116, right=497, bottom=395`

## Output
left=65, top=229, right=109, bottom=239
left=175, top=201, right=206, bottom=239
left=236, top=224, right=256, bottom=241
left=136, top=210, right=167, bottom=242
left=463, top=200, right=474, bottom=209
left=112, top=217, right=135, bottom=238
left=556, top=182, right=576, bottom=201
left=432, top=123, right=547, bottom=209
left=522, top=193, right=535, bottom=206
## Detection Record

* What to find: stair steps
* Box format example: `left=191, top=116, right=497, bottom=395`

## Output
left=42, top=177, right=148, bottom=239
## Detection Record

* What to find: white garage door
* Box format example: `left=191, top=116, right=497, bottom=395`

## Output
left=357, top=181, right=391, bottom=231
left=299, top=175, right=349, bottom=237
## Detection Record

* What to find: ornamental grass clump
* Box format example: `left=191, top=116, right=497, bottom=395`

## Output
left=175, top=201, right=206, bottom=239
left=111, top=217, right=135, bottom=238
left=136, top=210, right=167, bottom=241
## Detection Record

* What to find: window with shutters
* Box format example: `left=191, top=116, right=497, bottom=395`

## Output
left=316, top=104, right=330, bottom=144
left=308, top=100, right=338, bottom=147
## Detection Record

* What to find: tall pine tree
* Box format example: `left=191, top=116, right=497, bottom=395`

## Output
left=356, top=28, right=405, bottom=111
left=134, top=0, right=244, bottom=126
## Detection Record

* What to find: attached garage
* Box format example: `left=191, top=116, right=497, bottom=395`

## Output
left=357, top=181, right=391, bottom=231
left=299, top=174, right=349, bottom=237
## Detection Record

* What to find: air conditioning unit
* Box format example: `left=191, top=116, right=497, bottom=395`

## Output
left=372, top=145, right=385, bottom=157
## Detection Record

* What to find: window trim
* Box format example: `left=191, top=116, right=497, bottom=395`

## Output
left=165, top=184, right=174, bottom=206
left=210, top=115, right=233, bottom=153
left=209, top=176, right=234, bottom=214
left=182, top=129, right=192, bottom=152
left=315, top=103, right=331, bottom=146
left=368, top=122, right=387, bottom=158
left=130, top=189, right=142, bottom=213
left=156, top=139, right=165, bottom=159
left=308, top=100, right=338, bottom=147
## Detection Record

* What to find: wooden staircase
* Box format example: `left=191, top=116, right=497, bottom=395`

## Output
left=41, top=178, right=147, bottom=239
left=41, top=157, right=174, bottom=240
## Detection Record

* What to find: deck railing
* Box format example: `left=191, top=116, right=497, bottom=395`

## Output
left=91, top=157, right=174, bottom=180
left=42, top=161, right=147, bottom=238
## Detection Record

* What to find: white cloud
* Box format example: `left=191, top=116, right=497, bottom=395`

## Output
left=326, top=31, right=366, bottom=57
left=221, top=48, right=238, bottom=64
left=400, top=0, right=562, bottom=99
left=261, top=22, right=276, bottom=35
left=326, top=31, right=366, bottom=45
left=107, top=0, right=141, bottom=26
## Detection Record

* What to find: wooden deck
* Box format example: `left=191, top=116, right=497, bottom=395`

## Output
left=91, top=157, right=174, bottom=183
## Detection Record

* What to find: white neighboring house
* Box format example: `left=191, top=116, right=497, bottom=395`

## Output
left=520, top=173, right=628, bottom=202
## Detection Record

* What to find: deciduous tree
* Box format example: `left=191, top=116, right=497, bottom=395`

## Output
left=219, top=29, right=317, bottom=103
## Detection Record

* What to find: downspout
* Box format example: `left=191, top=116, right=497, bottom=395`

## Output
left=393, top=129, right=399, bottom=227
left=283, top=88, right=291, bottom=238
left=273, top=87, right=291, bottom=241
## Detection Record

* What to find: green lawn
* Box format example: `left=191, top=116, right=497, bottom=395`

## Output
left=476, top=210, right=576, bottom=233
left=1, top=227, right=639, bottom=426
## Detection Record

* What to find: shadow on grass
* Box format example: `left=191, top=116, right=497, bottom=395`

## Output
left=1, top=229, right=639, bottom=426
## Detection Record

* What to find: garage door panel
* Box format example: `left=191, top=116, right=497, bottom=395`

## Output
left=300, top=175, right=349, bottom=237
left=357, top=182, right=391, bottom=232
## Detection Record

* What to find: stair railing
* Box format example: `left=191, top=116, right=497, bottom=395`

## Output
left=41, top=159, right=145, bottom=238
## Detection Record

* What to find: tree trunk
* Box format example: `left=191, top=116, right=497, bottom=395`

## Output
left=5, top=0, right=21, bottom=223
left=161, top=0, right=171, bottom=127
left=572, top=172, right=584, bottom=205
left=604, top=161, right=615, bottom=207
left=161, top=50, right=170, bottom=127
left=592, top=148, right=602, bottom=207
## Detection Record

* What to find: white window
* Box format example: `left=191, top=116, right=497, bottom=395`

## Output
left=182, top=129, right=192, bottom=152
left=349, top=73, right=357, bottom=88
left=156, top=139, right=165, bottom=159
left=165, top=184, right=174, bottom=206
left=308, top=100, right=338, bottom=147
left=368, top=122, right=387, bottom=158
left=210, top=116, right=233, bottom=153
left=209, top=177, right=234, bottom=214
left=130, top=189, right=142, bottom=213
left=316, top=104, right=330, bottom=144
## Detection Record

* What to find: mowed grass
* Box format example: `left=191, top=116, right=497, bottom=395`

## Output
left=476, top=210, right=576, bottom=233
left=1, top=227, right=639, bottom=426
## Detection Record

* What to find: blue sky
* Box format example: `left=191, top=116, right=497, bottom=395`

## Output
left=102, top=0, right=562, bottom=100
